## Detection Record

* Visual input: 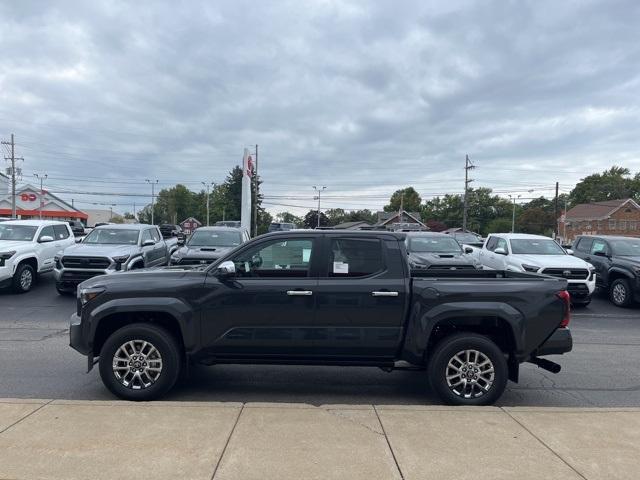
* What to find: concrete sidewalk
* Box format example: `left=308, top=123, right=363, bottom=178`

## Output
left=0, top=399, right=638, bottom=480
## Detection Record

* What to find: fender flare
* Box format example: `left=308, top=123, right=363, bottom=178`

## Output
left=403, top=301, right=525, bottom=363
left=88, top=296, right=197, bottom=353
left=127, top=255, right=145, bottom=269
left=11, top=254, right=39, bottom=274
left=608, top=267, right=634, bottom=280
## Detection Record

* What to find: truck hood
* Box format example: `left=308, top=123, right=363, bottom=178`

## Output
left=61, top=243, right=140, bottom=258
left=0, top=240, right=36, bottom=253
left=174, top=245, right=234, bottom=259
left=511, top=254, right=591, bottom=269
left=78, top=265, right=205, bottom=290
left=409, top=252, right=476, bottom=267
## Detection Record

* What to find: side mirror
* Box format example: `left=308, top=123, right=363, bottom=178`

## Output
left=177, top=238, right=185, bottom=246
left=594, top=251, right=608, bottom=257
left=39, top=235, right=54, bottom=243
left=494, top=247, right=507, bottom=255
left=566, top=249, right=574, bottom=255
left=464, top=247, right=474, bottom=254
left=142, top=239, right=155, bottom=247
left=75, top=237, right=83, bottom=243
left=215, top=260, right=236, bottom=277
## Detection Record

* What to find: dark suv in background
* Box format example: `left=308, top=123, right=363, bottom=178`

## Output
left=67, top=220, right=85, bottom=236
left=572, top=235, right=640, bottom=307
left=159, top=224, right=186, bottom=243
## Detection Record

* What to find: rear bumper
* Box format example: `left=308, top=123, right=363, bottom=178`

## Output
left=535, top=328, right=573, bottom=356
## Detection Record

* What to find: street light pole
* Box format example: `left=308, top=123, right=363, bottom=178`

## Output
left=201, top=181, right=215, bottom=226
left=313, top=186, right=326, bottom=228
left=33, top=173, right=47, bottom=220
left=509, top=194, right=522, bottom=233
left=145, top=179, right=158, bottom=225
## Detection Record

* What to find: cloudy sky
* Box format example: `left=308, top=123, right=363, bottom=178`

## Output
left=1, top=0, right=639, bottom=216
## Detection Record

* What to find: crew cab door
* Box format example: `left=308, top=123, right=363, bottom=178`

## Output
left=200, top=235, right=320, bottom=357
left=312, top=236, right=407, bottom=359
left=588, top=238, right=612, bottom=285
left=36, top=226, right=59, bottom=271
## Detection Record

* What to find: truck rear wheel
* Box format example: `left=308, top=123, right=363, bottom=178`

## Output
left=610, top=278, right=633, bottom=307
left=98, top=323, right=181, bottom=401
left=428, top=333, right=508, bottom=406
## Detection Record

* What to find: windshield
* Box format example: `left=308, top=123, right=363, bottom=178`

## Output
left=82, top=228, right=139, bottom=245
left=610, top=239, right=640, bottom=256
left=408, top=236, right=462, bottom=253
left=454, top=233, right=481, bottom=243
left=188, top=230, right=242, bottom=247
left=510, top=239, right=565, bottom=255
left=0, top=225, right=38, bottom=241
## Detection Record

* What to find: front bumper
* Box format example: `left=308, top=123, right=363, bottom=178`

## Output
left=535, top=328, right=573, bottom=356
left=69, top=313, right=90, bottom=355
left=0, top=264, right=14, bottom=285
left=55, top=267, right=110, bottom=290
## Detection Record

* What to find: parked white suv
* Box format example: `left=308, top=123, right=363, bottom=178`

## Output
left=473, top=233, right=596, bottom=306
left=0, top=220, right=76, bottom=293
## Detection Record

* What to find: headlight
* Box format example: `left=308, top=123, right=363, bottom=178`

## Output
left=112, top=255, right=129, bottom=271
left=78, top=286, right=105, bottom=305
left=521, top=264, right=539, bottom=273
left=54, top=255, right=62, bottom=269
left=0, top=251, right=16, bottom=267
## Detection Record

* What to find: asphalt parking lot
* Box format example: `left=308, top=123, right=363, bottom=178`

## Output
left=1, top=272, right=639, bottom=406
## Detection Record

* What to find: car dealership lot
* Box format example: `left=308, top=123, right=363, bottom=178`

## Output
left=0, top=272, right=639, bottom=406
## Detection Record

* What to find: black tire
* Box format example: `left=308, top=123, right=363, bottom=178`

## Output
left=572, top=297, right=591, bottom=308
left=428, top=333, right=508, bottom=406
left=56, top=285, right=73, bottom=296
left=610, top=278, right=634, bottom=307
left=98, top=323, right=181, bottom=401
left=12, top=262, right=35, bottom=293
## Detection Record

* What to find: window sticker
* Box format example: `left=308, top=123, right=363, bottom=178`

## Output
left=333, top=261, right=349, bottom=274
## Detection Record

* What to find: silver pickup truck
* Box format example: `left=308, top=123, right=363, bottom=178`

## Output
left=54, top=224, right=178, bottom=294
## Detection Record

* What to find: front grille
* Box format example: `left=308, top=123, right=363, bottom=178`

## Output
left=61, top=271, right=101, bottom=283
left=62, top=256, right=111, bottom=269
left=427, top=264, right=476, bottom=270
left=541, top=268, right=589, bottom=280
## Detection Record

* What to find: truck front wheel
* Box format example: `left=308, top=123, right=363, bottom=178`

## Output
left=98, top=323, right=181, bottom=401
left=428, top=333, right=508, bottom=406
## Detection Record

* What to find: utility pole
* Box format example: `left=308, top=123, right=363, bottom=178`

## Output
left=313, top=185, right=326, bottom=228
left=201, top=181, right=215, bottom=226
left=509, top=194, right=521, bottom=233
left=554, top=181, right=559, bottom=238
left=252, top=144, right=259, bottom=236
left=2, top=134, right=24, bottom=219
left=33, top=173, right=47, bottom=220
left=462, top=155, right=475, bottom=231
left=145, top=179, right=158, bottom=225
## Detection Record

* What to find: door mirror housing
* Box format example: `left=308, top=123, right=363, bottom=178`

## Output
left=142, top=239, right=155, bottom=247
left=565, top=249, right=574, bottom=255
left=464, top=247, right=474, bottom=254
left=494, top=247, right=507, bottom=255
left=75, top=236, right=83, bottom=243
left=39, top=235, right=54, bottom=243
left=215, top=260, right=236, bottom=277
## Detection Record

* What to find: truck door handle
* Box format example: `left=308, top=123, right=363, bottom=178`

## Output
left=287, top=290, right=313, bottom=296
left=372, top=291, right=399, bottom=297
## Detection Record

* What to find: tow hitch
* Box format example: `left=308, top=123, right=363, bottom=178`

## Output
left=529, top=357, right=561, bottom=374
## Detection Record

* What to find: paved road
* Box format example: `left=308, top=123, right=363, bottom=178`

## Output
left=1, top=273, right=638, bottom=406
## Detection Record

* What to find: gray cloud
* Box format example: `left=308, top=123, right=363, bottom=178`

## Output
left=0, top=0, right=639, bottom=214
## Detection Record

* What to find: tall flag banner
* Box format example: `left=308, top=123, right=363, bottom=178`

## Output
left=241, top=148, right=252, bottom=233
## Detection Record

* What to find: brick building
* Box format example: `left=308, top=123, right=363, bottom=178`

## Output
left=559, top=198, right=640, bottom=242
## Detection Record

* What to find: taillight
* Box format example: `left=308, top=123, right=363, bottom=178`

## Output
left=556, top=290, right=571, bottom=327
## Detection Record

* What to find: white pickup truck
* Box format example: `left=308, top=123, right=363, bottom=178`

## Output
left=469, top=233, right=596, bottom=306
left=0, top=220, right=76, bottom=293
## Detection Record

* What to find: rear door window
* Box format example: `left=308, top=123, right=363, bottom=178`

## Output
left=327, top=238, right=384, bottom=277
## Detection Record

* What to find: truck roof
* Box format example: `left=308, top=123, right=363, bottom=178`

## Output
left=259, top=229, right=405, bottom=240
left=576, top=234, right=640, bottom=241
left=488, top=233, right=555, bottom=240
left=1, top=219, right=68, bottom=227
left=93, top=223, right=151, bottom=231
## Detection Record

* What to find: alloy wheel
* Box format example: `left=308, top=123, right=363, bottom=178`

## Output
left=112, top=340, right=163, bottom=390
left=20, top=269, right=33, bottom=291
left=445, top=349, right=495, bottom=399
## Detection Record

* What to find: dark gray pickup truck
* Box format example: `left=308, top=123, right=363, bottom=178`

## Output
left=70, top=230, right=572, bottom=405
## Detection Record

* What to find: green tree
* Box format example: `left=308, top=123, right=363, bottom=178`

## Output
left=344, top=209, right=376, bottom=224
left=570, top=167, right=640, bottom=204
left=517, top=207, right=555, bottom=235
left=384, top=187, right=422, bottom=212
left=485, top=217, right=513, bottom=234
left=276, top=211, right=303, bottom=226
left=325, top=208, right=346, bottom=226
left=303, top=210, right=328, bottom=228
